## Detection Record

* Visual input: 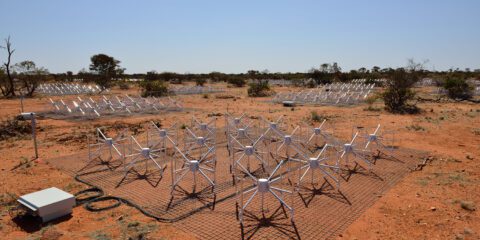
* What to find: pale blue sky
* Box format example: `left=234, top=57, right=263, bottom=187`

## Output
left=1, top=0, right=479, bottom=73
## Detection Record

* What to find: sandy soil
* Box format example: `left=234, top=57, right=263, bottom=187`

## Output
left=0, top=83, right=479, bottom=239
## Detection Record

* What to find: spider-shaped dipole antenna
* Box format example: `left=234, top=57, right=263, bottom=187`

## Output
left=359, top=124, right=399, bottom=162
left=122, top=134, right=167, bottom=185
left=49, top=98, right=61, bottom=112
left=235, top=158, right=295, bottom=227
left=362, top=124, right=395, bottom=152
left=260, top=116, right=287, bottom=143
left=296, top=144, right=341, bottom=190
left=225, top=113, right=260, bottom=156
left=83, top=128, right=128, bottom=173
left=115, top=96, right=132, bottom=114
left=303, top=119, right=341, bottom=150
left=145, top=121, right=178, bottom=183
left=230, top=133, right=270, bottom=183
left=166, top=97, right=183, bottom=110
left=271, top=126, right=308, bottom=168
left=59, top=99, right=72, bottom=113
left=187, top=116, right=216, bottom=146
left=125, top=94, right=142, bottom=110
left=145, top=121, right=178, bottom=152
left=170, top=127, right=216, bottom=197
left=340, top=132, right=373, bottom=170
left=101, top=95, right=116, bottom=112
left=225, top=112, right=248, bottom=133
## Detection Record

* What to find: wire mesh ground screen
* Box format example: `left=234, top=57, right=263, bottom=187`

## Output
left=46, top=133, right=427, bottom=240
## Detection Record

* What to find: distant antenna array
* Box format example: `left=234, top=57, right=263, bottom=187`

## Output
left=414, top=78, right=436, bottom=87
left=37, top=83, right=106, bottom=95
left=260, top=79, right=293, bottom=86
left=170, top=85, right=224, bottom=95
left=272, top=82, right=375, bottom=105
left=48, top=95, right=183, bottom=118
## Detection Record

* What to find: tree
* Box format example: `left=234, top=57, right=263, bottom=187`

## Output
left=208, top=71, right=226, bottom=82
left=0, top=36, right=15, bottom=97
left=145, top=71, right=158, bottom=81
left=14, top=60, right=49, bottom=97
left=89, top=54, right=123, bottom=91
left=309, top=63, right=333, bottom=85
left=382, top=68, right=418, bottom=113
left=66, top=71, right=74, bottom=82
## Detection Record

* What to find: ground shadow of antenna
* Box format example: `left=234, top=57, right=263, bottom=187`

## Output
left=240, top=205, right=301, bottom=240
left=77, top=156, right=123, bottom=175
left=115, top=167, right=163, bottom=188
left=371, top=150, right=404, bottom=165
left=297, top=179, right=351, bottom=207
left=166, top=185, right=216, bottom=211
left=340, top=162, right=383, bottom=182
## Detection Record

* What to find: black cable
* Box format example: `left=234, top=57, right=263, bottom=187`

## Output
left=74, top=187, right=103, bottom=206
left=84, top=196, right=121, bottom=212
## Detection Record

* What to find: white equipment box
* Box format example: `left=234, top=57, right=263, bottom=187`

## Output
left=17, top=187, right=76, bottom=222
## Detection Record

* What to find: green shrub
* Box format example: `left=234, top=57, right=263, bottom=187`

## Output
left=227, top=76, right=246, bottom=87
left=247, top=80, right=272, bottom=97
left=382, top=69, right=419, bottom=113
left=310, top=111, right=324, bottom=122
left=305, top=79, right=316, bottom=88
left=195, top=78, right=207, bottom=86
left=117, top=81, right=130, bottom=90
left=0, top=117, right=31, bottom=141
left=443, top=77, right=473, bottom=100
left=140, top=80, right=170, bottom=97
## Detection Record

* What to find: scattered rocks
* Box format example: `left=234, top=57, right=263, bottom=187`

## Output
left=464, top=227, right=474, bottom=235
left=460, top=201, right=476, bottom=211
left=207, top=112, right=222, bottom=117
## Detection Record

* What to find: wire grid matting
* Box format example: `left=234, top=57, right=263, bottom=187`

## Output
left=45, top=138, right=427, bottom=240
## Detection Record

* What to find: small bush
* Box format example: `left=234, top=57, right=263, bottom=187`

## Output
left=310, top=111, right=324, bottom=122
left=117, top=81, right=130, bottom=90
left=227, top=76, right=246, bottom=87
left=140, top=80, right=170, bottom=97
left=406, top=124, right=425, bottom=131
left=443, top=77, right=473, bottom=100
left=365, top=94, right=379, bottom=106
left=305, top=79, right=316, bottom=88
left=364, top=106, right=382, bottom=112
left=195, top=78, right=207, bottom=86
left=247, top=80, right=272, bottom=97
left=0, top=117, right=31, bottom=141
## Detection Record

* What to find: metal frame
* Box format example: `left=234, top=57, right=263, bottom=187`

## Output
left=296, top=144, right=341, bottom=190
left=169, top=123, right=217, bottom=202
left=84, top=128, right=128, bottom=173
left=339, top=132, right=373, bottom=170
